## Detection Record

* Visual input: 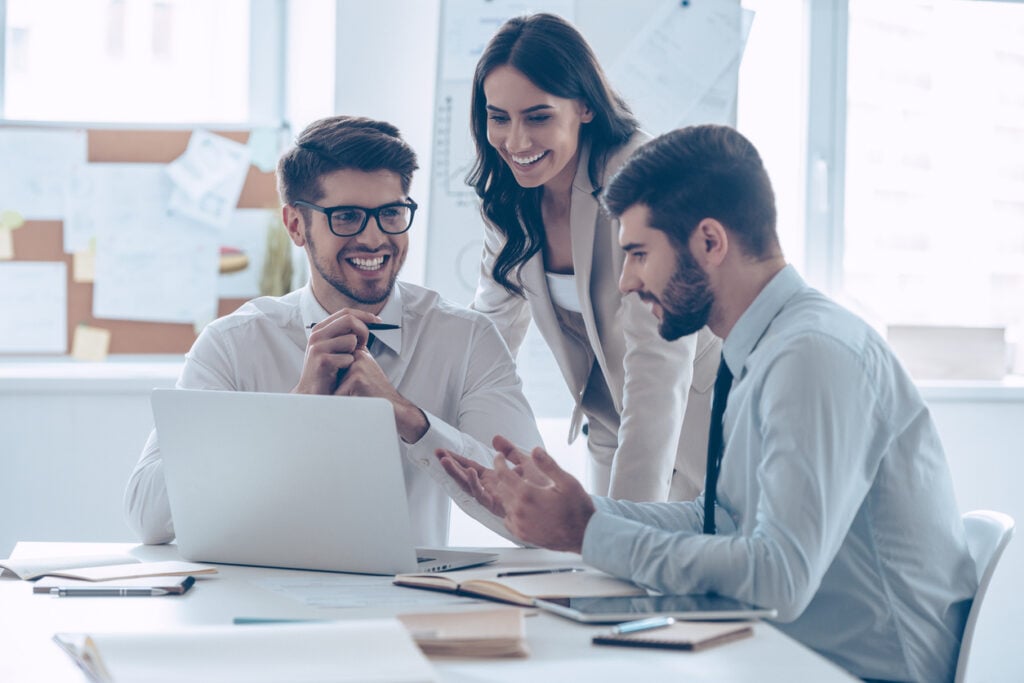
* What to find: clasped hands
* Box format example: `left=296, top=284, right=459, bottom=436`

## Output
left=436, top=435, right=596, bottom=553
left=294, top=308, right=428, bottom=443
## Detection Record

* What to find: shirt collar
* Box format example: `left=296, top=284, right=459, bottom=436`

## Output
left=299, top=281, right=404, bottom=355
left=722, top=264, right=805, bottom=377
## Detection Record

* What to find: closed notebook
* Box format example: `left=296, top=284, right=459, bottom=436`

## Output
left=592, top=621, right=754, bottom=651
left=397, top=607, right=527, bottom=658
left=393, top=565, right=644, bottom=607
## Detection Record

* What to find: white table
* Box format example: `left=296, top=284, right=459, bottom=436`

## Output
left=0, top=542, right=858, bottom=682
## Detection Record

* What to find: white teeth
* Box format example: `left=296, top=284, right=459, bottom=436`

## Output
left=511, top=151, right=545, bottom=165
left=348, top=256, right=385, bottom=270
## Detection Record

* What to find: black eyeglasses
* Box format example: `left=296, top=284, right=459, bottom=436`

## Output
left=293, top=199, right=418, bottom=237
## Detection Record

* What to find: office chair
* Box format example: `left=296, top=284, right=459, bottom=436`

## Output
left=954, top=510, right=1015, bottom=683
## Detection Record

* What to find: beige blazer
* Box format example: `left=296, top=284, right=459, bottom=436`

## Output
left=472, top=133, right=721, bottom=502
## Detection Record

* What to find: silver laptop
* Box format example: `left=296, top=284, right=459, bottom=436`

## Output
left=151, top=388, right=496, bottom=575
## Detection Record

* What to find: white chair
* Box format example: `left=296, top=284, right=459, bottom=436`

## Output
left=954, top=510, right=1015, bottom=683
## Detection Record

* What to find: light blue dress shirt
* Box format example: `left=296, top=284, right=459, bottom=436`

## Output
left=581, top=265, right=976, bottom=682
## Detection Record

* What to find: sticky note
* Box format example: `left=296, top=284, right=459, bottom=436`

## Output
left=71, top=325, right=112, bottom=362
left=0, top=228, right=12, bottom=260
left=73, top=248, right=96, bottom=283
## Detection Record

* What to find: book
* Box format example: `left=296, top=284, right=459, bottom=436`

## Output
left=53, top=620, right=437, bottom=683
left=397, top=607, right=528, bottom=658
left=393, top=564, right=645, bottom=607
left=32, top=575, right=197, bottom=596
left=0, top=557, right=217, bottom=582
left=592, top=620, right=754, bottom=651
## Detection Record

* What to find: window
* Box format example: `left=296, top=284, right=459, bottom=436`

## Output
left=840, top=0, right=1024, bottom=378
left=3, top=0, right=252, bottom=123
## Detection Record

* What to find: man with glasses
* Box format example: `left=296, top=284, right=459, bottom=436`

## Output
left=124, top=115, right=542, bottom=547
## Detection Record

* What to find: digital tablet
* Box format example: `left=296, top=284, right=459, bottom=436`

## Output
left=534, top=594, right=778, bottom=624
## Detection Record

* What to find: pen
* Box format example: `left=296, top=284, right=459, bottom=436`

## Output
left=233, top=617, right=323, bottom=625
left=495, top=567, right=585, bottom=578
left=50, top=587, right=170, bottom=597
left=611, top=616, right=676, bottom=634
left=307, top=322, right=401, bottom=330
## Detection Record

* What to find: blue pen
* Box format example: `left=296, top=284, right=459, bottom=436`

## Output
left=233, top=617, right=323, bottom=625
left=611, top=616, right=676, bottom=635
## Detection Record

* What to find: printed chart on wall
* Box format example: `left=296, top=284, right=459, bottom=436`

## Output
left=425, top=0, right=752, bottom=417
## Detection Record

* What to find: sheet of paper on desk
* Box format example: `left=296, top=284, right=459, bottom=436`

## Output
left=0, top=557, right=216, bottom=582
left=53, top=619, right=437, bottom=683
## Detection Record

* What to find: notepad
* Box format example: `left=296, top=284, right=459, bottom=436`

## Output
left=393, top=565, right=645, bottom=607
left=592, top=620, right=754, bottom=651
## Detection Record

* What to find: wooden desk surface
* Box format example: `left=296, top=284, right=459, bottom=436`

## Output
left=0, top=542, right=858, bottom=682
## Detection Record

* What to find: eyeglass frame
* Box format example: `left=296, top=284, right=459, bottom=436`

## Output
left=292, top=198, right=418, bottom=237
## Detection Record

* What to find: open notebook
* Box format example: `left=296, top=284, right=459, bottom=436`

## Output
left=152, top=389, right=495, bottom=575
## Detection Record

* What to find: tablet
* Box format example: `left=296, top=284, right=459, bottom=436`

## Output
left=534, top=594, right=778, bottom=624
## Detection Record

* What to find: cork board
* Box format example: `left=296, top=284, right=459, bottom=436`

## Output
left=6, top=128, right=281, bottom=355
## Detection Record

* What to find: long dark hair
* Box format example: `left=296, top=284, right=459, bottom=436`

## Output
left=467, top=13, right=638, bottom=295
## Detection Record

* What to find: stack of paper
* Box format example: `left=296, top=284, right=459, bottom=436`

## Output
left=398, top=607, right=527, bottom=658
left=0, top=556, right=216, bottom=581
left=54, top=620, right=437, bottom=683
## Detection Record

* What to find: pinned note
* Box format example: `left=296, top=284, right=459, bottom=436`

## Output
left=71, top=324, right=112, bottom=362
left=0, top=226, right=12, bottom=260
left=73, top=246, right=96, bottom=283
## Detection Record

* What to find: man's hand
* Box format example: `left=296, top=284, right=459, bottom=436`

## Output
left=293, top=309, right=378, bottom=395
left=295, top=309, right=429, bottom=443
left=437, top=435, right=595, bottom=553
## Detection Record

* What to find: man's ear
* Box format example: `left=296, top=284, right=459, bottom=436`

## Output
left=281, top=204, right=306, bottom=247
left=693, top=218, right=729, bottom=267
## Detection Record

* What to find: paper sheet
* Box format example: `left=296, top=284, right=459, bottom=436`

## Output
left=254, top=576, right=478, bottom=609
left=0, top=261, right=67, bottom=353
left=0, top=128, right=87, bottom=220
left=608, top=0, right=751, bottom=133
left=167, top=130, right=251, bottom=229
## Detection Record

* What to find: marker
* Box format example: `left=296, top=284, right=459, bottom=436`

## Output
left=611, top=616, right=676, bottom=635
left=307, top=322, right=400, bottom=330
left=495, top=567, right=585, bottom=578
left=50, top=587, right=170, bottom=597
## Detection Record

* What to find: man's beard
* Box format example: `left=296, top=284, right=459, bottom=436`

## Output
left=649, top=246, right=713, bottom=341
left=307, top=227, right=400, bottom=306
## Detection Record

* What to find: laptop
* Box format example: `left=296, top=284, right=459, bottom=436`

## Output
left=151, top=388, right=497, bottom=575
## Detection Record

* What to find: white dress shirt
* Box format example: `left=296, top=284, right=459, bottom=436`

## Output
left=581, top=265, right=976, bottom=682
left=124, top=281, right=541, bottom=547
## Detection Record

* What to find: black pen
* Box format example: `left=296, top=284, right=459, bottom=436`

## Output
left=307, top=321, right=400, bottom=330
left=496, top=567, right=585, bottom=578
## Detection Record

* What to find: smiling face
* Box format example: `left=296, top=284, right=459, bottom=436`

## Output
left=618, top=204, right=713, bottom=341
left=482, top=65, right=593, bottom=191
left=285, top=168, right=408, bottom=314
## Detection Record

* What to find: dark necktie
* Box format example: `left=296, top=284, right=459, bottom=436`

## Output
left=703, top=354, right=733, bottom=534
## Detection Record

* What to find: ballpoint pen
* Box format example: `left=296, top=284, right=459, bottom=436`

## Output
left=611, top=616, right=676, bottom=635
left=495, top=567, right=585, bottom=578
left=50, top=587, right=170, bottom=597
left=307, top=322, right=401, bottom=330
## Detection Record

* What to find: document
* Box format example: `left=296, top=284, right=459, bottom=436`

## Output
left=54, top=620, right=437, bottom=683
left=393, top=565, right=645, bottom=607
left=0, top=556, right=215, bottom=582
left=0, top=261, right=67, bottom=353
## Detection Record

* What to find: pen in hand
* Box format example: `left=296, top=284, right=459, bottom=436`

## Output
left=496, top=567, right=585, bottom=578
left=307, top=322, right=401, bottom=330
left=611, top=616, right=676, bottom=635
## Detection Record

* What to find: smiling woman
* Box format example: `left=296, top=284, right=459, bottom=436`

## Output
left=466, top=13, right=721, bottom=505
